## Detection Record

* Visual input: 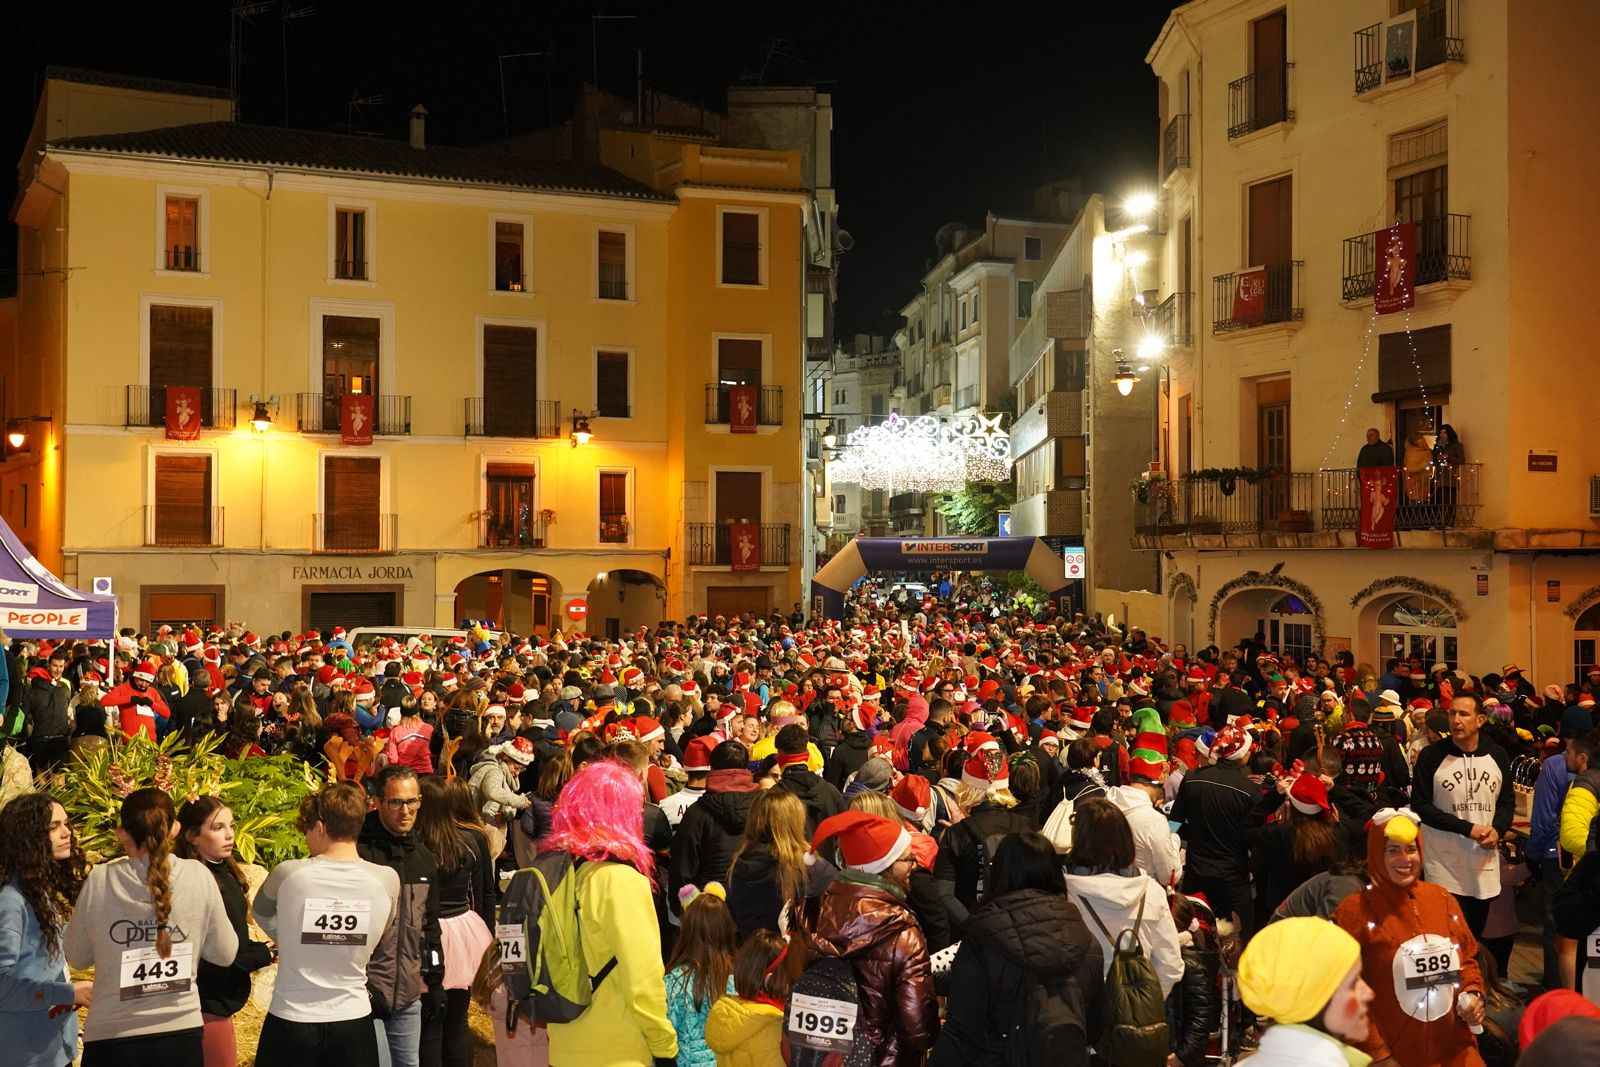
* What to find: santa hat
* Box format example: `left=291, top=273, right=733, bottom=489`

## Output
left=1288, top=774, right=1332, bottom=816
left=182, top=629, right=203, bottom=655
left=868, top=735, right=896, bottom=762
left=679, top=678, right=700, bottom=698
left=891, top=775, right=932, bottom=826
left=632, top=716, right=665, bottom=743
left=682, top=736, right=716, bottom=774
left=132, top=660, right=157, bottom=682
left=350, top=677, right=376, bottom=704
left=851, top=702, right=876, bottom=733
left=484, top=703, right=508, bottom=720
left=1061, top=707, right=1095, bottom=739
left=621, top=666, right=645, bottom=690
left=1210, top=725, right=1252, bottom=763
left=961, top=750, right=1009, bottom=792
left=492, top=736, right=536, bottom=766
left=807, top=811, right=911, bottom=875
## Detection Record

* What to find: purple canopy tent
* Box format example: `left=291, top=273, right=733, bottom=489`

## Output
left=809, top=536, right=1075, bottom=620
left=0, top=517, right=117, bottom=639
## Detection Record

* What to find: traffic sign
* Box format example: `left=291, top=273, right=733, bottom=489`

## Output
left=997, top=509, right=1012, bottom=537
left=92, top=577, right=113, bottom=595
left=1063, top=546, right=1085, bottom=580
left=565, top=599, right=589, bottom=621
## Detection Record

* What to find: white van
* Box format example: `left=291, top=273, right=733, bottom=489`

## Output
left=343, top=626, right=502, bottom=651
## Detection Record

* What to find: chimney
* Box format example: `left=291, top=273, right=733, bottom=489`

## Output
left=409, top=104, right=428, bottom=149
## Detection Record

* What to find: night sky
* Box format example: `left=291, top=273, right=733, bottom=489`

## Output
left=3, top=1, right=1179, bottom=335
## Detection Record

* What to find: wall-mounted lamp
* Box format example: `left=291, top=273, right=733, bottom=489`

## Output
left=570, top=408, right=595, bottom=448
left=248, top=394, right=279, bottom=433
left=4, top=415, right=52, bottom=454
left=1110, top=349, right=1140, bottom=397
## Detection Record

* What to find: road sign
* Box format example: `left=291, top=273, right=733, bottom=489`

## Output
left=92, top=577, right=113, bottom=595
left=565, top=599, right=589, bottom=621
left=997, top=510, right=1012, bottom=537
left=1063, top=546, right=1086, bottom=580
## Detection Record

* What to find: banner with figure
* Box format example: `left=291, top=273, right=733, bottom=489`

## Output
left=1358, top=466, right=1399, bottom=548
left=341, top=393, right=374, bottom=446
left=729, top=385, right=757, bottom=435
left=164, top=386, right=202, bottom=441
left=730, top=522, right=760, bottom=572
left=1374, top=222, right=1416, bottom=314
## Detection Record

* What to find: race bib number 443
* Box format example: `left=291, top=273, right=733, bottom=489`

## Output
left=119, top=943, right=194, bottom=1001
left=301, top=898, right=372, bottom=946
left=787, top=991, right=858, bottom=1052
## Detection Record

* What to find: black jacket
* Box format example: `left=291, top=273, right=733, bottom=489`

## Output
left=932, top=801, right=1036, bottom=929
left=1207, top=687, right=1253, bottom=726
left=669, top=782, right=758, bottom=898
left=1170, top=762, right=1261, bottom=880
left=166, top=686, right=214, bottom=744
left=24, top=675, right=71, bottom=739
left=926, top=888, right=1103, bottom=1067
left=356, top=811, right=445, bottom=1014
left=196, top=859, right=275, bottom=1018
left=823, top=730, right=870, bottom=790
left=773, top=764, right=844, bottom=835
left=1165, top=925, right=1220, bottom=1067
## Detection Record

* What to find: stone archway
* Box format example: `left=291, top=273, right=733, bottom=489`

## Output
left=453, top=569, right=560, bottom=635
left=1167, top=572, right=1198, bottom=653
left=587, top=568, right=666, bottom=639
left=1207, top=570, right=1326, bottom=654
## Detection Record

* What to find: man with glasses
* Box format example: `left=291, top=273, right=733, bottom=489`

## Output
left=357, top=766, right=444, bottom=1067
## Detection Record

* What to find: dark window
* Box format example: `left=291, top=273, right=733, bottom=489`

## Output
left=1374, top=324, right=1451, bottom=403
left=721, top=212, right=761, bottom=285
left=323, top=456, right=381, bottom=551
left=596, top=350, right=630, bottom=418
left=494, top=221, right=526, bottom=291
left=597, top=230, right=628, bottom=299
left=483, top=325, right=539, bottom=436
left=309, top=590, right=395, bottom=632
left=1023, top=236, right=1042, bottom=261
left=335, top=208, right=367, bottom=280
left=153, top=454, right=212, bottom=545
left=599, top=471, right=629, bottom=543
left=322, top=315, right=380, bottom=430
left=149, top=305, right=213, bottom=425
left=715, top=338, right=762, bottom=421
left=164, top=196, right=200, bottom=271
left=1017, top=280, right=1034, bottom=318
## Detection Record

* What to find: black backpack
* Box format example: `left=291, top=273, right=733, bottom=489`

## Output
left=1080, top=894, right=1170, bottom=1066
left=1001, top=970, right=1088, bottom=1067
left=496, top=850, right=617, bottom=1035
left=784, top=955, right=877, bottom=1067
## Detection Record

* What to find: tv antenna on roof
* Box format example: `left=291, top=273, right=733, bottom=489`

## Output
left=229, top=0, right=276, bottom=121
left=278, top=4, right=316, bottom=126
left=343, top=91, right=384, bottom=137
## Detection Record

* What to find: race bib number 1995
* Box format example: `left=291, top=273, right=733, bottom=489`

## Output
left=301, top=898, right=372, bottom=946
left=119, top=942, right=194, bottom=1001
left=787, top=991, right=858, bottom=1052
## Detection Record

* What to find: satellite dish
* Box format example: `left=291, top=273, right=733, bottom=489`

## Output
left=834, top=229, right=855, bottom=252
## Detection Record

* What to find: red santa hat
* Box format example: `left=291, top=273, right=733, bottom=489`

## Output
left=961, top=750, right=1010, bottom=792
left=807, top=811, right=911, bottom=875
left=620, top=666, right=645, bottom=690
left=891, top=775, right=932, bottom=825
left=133, top=660, right=157, bottom=682
left=682, top=736, right=716, bottom=774
left=632, top=716, right=665, bottom=743
left=350, top=677, right=376, bottom=704
left=1288, top=774, right=1332, bottom=816
left=852, top=702, right=876, bottom=733
left=1210, top=725, right=1252, bottom=763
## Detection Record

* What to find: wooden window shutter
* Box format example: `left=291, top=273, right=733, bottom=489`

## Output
left=483, top=325, right=538, bottom=436
left=600, top=471, right=627, bottom=516
left=324, top=456, right=381, bottom=550
left=596, top=351, right=630, bottom=418
left=597, top=230, right=627, bottom=266
left=1373, top=325, right=1452, bottom=403
left=153, top=454, right=212, bottom=544
left=149, top=305, right=213, bottom=389
left=716, top=338, right=762, bottom=389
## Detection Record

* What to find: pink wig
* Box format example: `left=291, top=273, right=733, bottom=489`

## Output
left=542, top=758, right=654, bottom=880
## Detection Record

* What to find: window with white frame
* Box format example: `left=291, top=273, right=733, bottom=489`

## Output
left=494, top=220, right=527, bottom=292
left=599, top=469, right=631, bottom=543
left=334, top=208, right=369, bottom=280
left=164, top=195, right=201, bottom=271
left=720, top=210, right=762, bottom=285
left=597, top=229, right=629, bottom=300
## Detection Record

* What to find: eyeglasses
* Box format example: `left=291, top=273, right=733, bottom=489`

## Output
left=383, top=798, right=422, bottom=811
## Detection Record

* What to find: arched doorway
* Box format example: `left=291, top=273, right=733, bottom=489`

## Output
left=1217, top=589, right=1312, bottom=662
left=453, top=570, right=559, bottom=635
left=1574, top=603, right=1600, bottom=685
left=587, top=569, right=665, bottom=639
left=1374, top=594, right=1459, bottom=671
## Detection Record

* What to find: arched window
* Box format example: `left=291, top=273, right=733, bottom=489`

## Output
left=1263, top=594, right=1313, bottom=664
left=1376, top=594, right=1458, bottom=670
left=1574, top=602, right=1600, bottom=686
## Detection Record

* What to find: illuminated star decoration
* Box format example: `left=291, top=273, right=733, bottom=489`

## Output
left=829, top=412, right=1013, bottom=492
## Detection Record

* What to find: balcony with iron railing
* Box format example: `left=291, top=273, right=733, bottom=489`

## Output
left=1153, top=292, right=1195, bottom=347
left=1354, top=0, right=1463, bottom=94
left=1162, top=113, right=1191, bottom=179
left=1342, top=215, right=1471, bottom=301
left=599, top=513, right=630, bottom=544
left=464, top=398, right=562, bottom=438
left=146, top=505, right=224, bottom=547
left=703, top=384, right=784, bottom=426
left=164, top=246, right=201, bottom=272
left=295, top=393, right=411, bottom=435
left=1212, top=262, right=1303, bottom=333
left=1131, top=464, right=1483, bottom=544
left=1228, top=63, right=1294, bottom=139
left=721, top=242, right=762, bottom=285
left=334, top=258, right=368, bottom=281
left=125, top=386, right=236, bottom=429
left=313, top=512, right=398, bottom=554
left=478, top=509, right=548, bottom=549
left=686, top=522, right=791, bottom=566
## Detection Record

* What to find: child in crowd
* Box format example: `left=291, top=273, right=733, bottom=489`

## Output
left=705, top=929, right=793, bottom=1067
left=664, top=883, right=738, bottom=1067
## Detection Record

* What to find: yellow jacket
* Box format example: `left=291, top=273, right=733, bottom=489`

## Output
left=705, top=994, right=785, bottom=1067
left=1561, top=773, right=1600, bottom=857
left=545, top=861, right=678, bottom=1066
left=749, top=736, right=825, bottom=773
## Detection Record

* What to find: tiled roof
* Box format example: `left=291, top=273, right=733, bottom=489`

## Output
left=49, top=121, right=673, bottom=202
left=45, top=66, right=233, bottom=101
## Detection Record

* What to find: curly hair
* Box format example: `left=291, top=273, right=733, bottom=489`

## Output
left=542, top=758, right=653, bottom=880
left=0, top=794, right=88, bottom=957
left=121, top=788, right=177, bottom=958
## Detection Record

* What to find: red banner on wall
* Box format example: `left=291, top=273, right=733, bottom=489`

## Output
left=164, top=386, right=202, bottom=440
left=341, top=392, right=374, bottom=446
left=1374, top=222, right=1416, bottom=314
left=1358, top=466, right=1400, bottom=549
left=728, top=385, right=757, bottom=435
left=730, top=522, right=760, bottom=572
left=1231, top=267, right=1267, bottom=326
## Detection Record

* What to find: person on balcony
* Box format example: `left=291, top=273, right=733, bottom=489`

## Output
left=1431, top=424, right=1466, bottom=526
left=1356, top=427, right=1395, bottom=469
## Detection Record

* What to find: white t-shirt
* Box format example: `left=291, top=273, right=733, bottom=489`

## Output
left=255, top=855, right=399, bottom=1023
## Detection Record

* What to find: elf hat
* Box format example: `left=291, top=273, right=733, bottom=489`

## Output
left=807, top=811, right=911, bottom=875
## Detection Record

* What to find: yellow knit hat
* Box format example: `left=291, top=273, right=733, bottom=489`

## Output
left=1238, top=918, right=1362, bottom=1024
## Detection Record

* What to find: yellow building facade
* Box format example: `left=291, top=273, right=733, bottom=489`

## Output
left=6, top=69, right=808, bottom=635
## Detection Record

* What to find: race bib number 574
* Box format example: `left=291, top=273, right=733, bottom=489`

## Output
left=301, top=898, right=372, bottom=946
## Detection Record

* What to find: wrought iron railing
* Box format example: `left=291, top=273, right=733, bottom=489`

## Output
left=313, top=512, right=397, bottom=554
left=464, top=398, right=562, bottom=438
left=721, top=241, right=762, bottom=285
left=1153, top=292, right=1195, bottom=347
left=478, top=509, right=548, bottom=549
left=1319, top=464, right=1481, bottom=531
left=1162, top=113, right=1191, bottom=178
left=686, top=522, right=791, bottom=566
left=125, top=386, right=236, bottom=429
left=703, top=384, right=784, bottom=426
left=165, top=246, right=200, bottom=272
left=1341, top=215, right=1471, bottom=301
left=1212, top=262, right=1304, bottom=332
left=1355, top=0, right=1463, bottom=94
left=1228, top=64, right=1294, bottom=139
left=295, top=393, right=411, bottom=435
left=146, top=505, right=223, bottom=547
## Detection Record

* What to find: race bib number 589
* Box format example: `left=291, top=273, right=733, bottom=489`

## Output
left=301, top=898, right=372, bottom=946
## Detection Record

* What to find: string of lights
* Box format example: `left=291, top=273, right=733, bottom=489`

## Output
left=828, top=412, right=1012, bottom=492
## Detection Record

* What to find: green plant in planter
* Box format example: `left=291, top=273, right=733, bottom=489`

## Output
left=56, top=732, right=321, bottom=867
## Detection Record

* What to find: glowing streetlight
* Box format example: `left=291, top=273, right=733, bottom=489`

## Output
left=1124, top=192, right=1158, bottom=218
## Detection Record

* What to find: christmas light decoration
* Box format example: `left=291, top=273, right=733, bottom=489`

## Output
left=828, top=412, right=1012, bottom=492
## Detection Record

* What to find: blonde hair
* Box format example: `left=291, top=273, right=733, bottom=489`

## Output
left=729, top=789, right=809, bottom=905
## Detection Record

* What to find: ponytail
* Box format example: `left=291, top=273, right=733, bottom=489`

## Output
left=120, top=787, right=177, bottom=958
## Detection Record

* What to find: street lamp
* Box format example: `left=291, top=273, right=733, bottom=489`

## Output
left=1110, top=350, right=1139, bottom=397
left=1123, top=192, right=1158, bottom=218
left=570, top=409, right=594, bottom=448
left=5, top=415, right=52, bottom=453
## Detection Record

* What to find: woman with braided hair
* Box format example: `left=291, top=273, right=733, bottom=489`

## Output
left=65, top=787, right=237, bottom=1067
left=0, top=793, right=92, bottom=1066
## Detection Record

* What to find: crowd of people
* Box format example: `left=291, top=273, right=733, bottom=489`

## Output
left=3, top=578, right=1600, bottom=1066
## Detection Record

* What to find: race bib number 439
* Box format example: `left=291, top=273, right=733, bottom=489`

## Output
left=787, top=991, right=858, bottom=1052
left=119, top=943, right=194, bottom=1001
left=301, top=898, right=372, bottom=946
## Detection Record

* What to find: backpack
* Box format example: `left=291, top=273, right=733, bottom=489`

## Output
left=1001, top=970, right=1087, bottom=1067
left=1079, top=893, right=1170, bottom=1066
left=784, top=954, right=877, bottom=1067
left=497, top=850, right=617, bottom=1034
